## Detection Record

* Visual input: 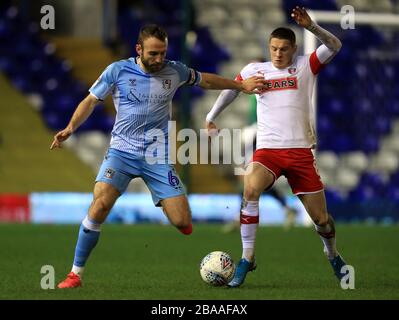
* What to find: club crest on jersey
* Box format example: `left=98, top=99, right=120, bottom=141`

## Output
left=188, top=68, right=197, bottom=85
left=162, top=79, right=172, bottom=89
left=288, top=67, right=297, bottom=74
left=104, top=168, right=115, bottom=179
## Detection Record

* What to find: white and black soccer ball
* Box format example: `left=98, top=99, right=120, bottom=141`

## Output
left=199, top=251, right=235, bottom=286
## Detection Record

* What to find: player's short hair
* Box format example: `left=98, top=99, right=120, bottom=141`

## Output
left=269, top=27, right=296, bottom=46
left=138, top=24, right=168, bottom=47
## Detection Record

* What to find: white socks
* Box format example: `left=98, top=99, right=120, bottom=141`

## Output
left=71, top=265, right=84, bottom=277
left=240, top=200, right=259, bottom=262
left=314, top=215, right=338, bottom=260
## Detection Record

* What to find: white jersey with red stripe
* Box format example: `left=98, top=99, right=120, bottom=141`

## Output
left=236, top=51, right=323, bottom=149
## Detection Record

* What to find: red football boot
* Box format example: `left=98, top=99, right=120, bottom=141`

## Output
left=57, top=272, right=82, bottom=289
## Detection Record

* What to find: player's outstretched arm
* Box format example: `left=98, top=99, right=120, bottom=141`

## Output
left=199, top=73, right=266, bottom=93
left=50, top=94, right=99, bottom=150
left=205, top=89, right=241, bottom=135
left=291, top=6, right=342, bottom=63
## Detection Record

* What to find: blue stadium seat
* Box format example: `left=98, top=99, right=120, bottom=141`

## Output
left=42, top=109, right=69, bottom=131
left=344, top=26, right=385, bottom=50
left=349, top=185, right=377, bottom=201
left=0, top=19, right=11, bottom=39
left=390, top=171, right=399, bottom=185
left=320, top=63, right=338, bottom=81
left=356, top=98, right=373, bottom=115
left=354, top=62, right=369, bottom=79
left=329, top=133, right=355, bottom=153
left=320, top=98, right=346, bottom=118
left=373, top=116, right=391, bottom=135
left=317, top=114, right=334, bottom=134
left=359, top=172, right=387, bottom=190
left=10, top=74, right=33, bottom=92
left=387, top=186, right=399, bottom=204
left=324, top=188, right=345, bottom=203
left=358, top=135, right=380, bottom=154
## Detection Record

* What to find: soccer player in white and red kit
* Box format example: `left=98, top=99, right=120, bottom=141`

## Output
left=206, top=7, right=348, bottom=287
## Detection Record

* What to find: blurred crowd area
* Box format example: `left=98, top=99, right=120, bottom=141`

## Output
left=1, top=0, right=399, bottom=222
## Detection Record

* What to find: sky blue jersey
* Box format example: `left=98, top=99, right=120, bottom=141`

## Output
left=89, top=57, right=201, bottom=160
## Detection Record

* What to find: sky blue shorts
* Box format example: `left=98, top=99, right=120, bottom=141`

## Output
left=96, top=148, right=185, bottom=206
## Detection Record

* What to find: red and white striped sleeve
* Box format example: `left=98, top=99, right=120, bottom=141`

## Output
left=309, top=44, right=340, bottom=75
left=309, top=49, right=323, bottom=75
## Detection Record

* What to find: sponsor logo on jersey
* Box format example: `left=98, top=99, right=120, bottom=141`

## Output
left=127, top=89, right=140, bottom=103
left=259, top=76, right=298, bottom=93
left=288, top=67, right=297, bottom=74
left=162, top=79, right=172, bottom=89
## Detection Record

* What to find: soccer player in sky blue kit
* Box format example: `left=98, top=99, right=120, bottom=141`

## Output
left=51, top=24, right=266, bottom=288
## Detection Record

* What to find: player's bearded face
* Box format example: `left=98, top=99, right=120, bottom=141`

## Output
left=269, top=38, right=297, bottom=69
left=137, top=37, right=168, bottom=73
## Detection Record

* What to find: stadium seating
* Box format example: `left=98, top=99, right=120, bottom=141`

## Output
left=0, top=6, right=113, bottom=133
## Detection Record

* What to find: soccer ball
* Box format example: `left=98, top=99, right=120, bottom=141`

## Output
left=199, top=251, right=235, bottom=286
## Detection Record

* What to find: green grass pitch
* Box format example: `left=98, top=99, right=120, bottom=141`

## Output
left=1, top=223, right=398, bottom=300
